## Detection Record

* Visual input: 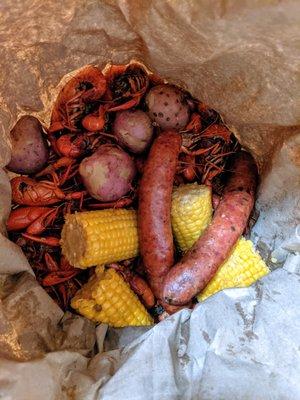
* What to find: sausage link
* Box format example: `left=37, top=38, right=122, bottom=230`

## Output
left=138, top=130, right=182, bottom=299
left=162, top=151, right=258, bottom=306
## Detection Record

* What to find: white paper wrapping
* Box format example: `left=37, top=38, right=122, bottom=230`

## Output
left=0, top=1, right=300, bottom=399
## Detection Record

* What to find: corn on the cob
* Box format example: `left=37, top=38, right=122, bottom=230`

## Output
left=171, top=183, right=212, bottom=251
left=71, top=266, right=153, bottom=327
left=197, top=238, right=269, bottom=301
left=61, top=209, right=138, bottom=269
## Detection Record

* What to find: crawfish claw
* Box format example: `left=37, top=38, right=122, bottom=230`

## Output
left=42, top=270, right=80, bottom=286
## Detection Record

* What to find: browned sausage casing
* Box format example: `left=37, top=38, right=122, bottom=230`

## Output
left=138, top=130, right=182, bottom=300
left=163, top=151, right=258, bottom=306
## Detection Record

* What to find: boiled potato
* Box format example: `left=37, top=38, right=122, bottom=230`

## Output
left=7, top=116, right=49, bottom=174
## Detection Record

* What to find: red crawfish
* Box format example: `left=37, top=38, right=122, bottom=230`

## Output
left=54, top=133, right=100, bottom=158
left=181, top=123, right=239, bottom=184
left=42, top=253, right=80, bottom=287
left=42, top=253, right=83, bottom=310
left=49, top=65, right=107, bottom=133
left=35, top=157, right=78, bottom=186
left=6, top=206, right=59, bottom=234
left=82, top=63, right=149, bottom=132
left=11, top=177, right=86, bottom=206
left=109, top=263, right=155, bottom=309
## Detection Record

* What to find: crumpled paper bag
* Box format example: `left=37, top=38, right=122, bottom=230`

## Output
left=0, top=0, right=300, bottom=399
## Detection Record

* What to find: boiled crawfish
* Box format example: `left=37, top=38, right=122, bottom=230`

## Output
left=10, top=175, right=86, bottom=247
left=53, top=132, right=101, bottom=158
left=6, top=206, right=59, bottom=234
left=11, top=177, right=86, bottom=206
left=81, top=63, right=149, bottom=132
left=109, top=63, right=149, bottom=106
left=109, top=263, right=155, bottom=309
left=42, top=253, right=80, bottom=287
left=50, top=65, right=107, bottom=132
left=36, top=244, right=84, bottom=309
left=42, top=253, right=84, bottom=310
left=35, top=157, right=78, bottom=186
left=81, top=103, right=110, bottom=132
left=181, top=123, right=239, bottom=184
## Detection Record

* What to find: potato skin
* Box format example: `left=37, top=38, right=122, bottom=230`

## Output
left=163, top=151, right=258, bottom=305
left=7, top=116, right=49, bottom=174
left=79, top=145, right=136, bottom=202
left=138, top=130, right=182, bottom=300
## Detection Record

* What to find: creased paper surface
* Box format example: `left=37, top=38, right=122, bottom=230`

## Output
left=0, top=0, right=300, bottom=399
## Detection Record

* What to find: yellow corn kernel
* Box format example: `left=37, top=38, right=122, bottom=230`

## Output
left=197, top=238, right=269, bottom=301
left=71, top=266, right=153, bottom=327
left=61, top=209, right=138, bottom=269
left=171, top=183, right=212, bottom=251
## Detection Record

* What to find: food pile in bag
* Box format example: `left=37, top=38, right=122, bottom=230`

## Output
left=5, top=62, right=269, bottom=327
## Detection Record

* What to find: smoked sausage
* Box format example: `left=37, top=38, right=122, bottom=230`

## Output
left=138, top=130, right=182, bottom=300
left=163, top=151, right=258, bottom=306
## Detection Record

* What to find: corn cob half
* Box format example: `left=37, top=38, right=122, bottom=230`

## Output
left=71, top=266, right=153, bottom=327
left=61, top=209, right=138, bottom=269
left=197, top=238, right=269, bottom=301
left=171, top=183, right=212, bottom=251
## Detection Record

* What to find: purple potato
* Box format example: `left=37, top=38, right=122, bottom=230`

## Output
left=146, top=84, right=190, bottom=130
left=7, top=116, right=49, bottom=174
left=113, top=110, right=153, bottom=154
left=79, top=145, right=136, bottom=202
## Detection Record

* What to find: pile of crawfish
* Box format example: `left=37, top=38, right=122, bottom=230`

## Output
left=6, top=62, right=239, bottom=311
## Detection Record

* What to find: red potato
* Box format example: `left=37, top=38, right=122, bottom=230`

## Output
left=113, top=110, right=153, bottom=154
left=146, top=84, right=190, bottom=130
left=79, top=145, right=136, bottom=202
left=163, top=151, right=258, bottom=306
left=7, top=116, right=49, bottom=174
left=138, top=130, right=182, bottom=301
